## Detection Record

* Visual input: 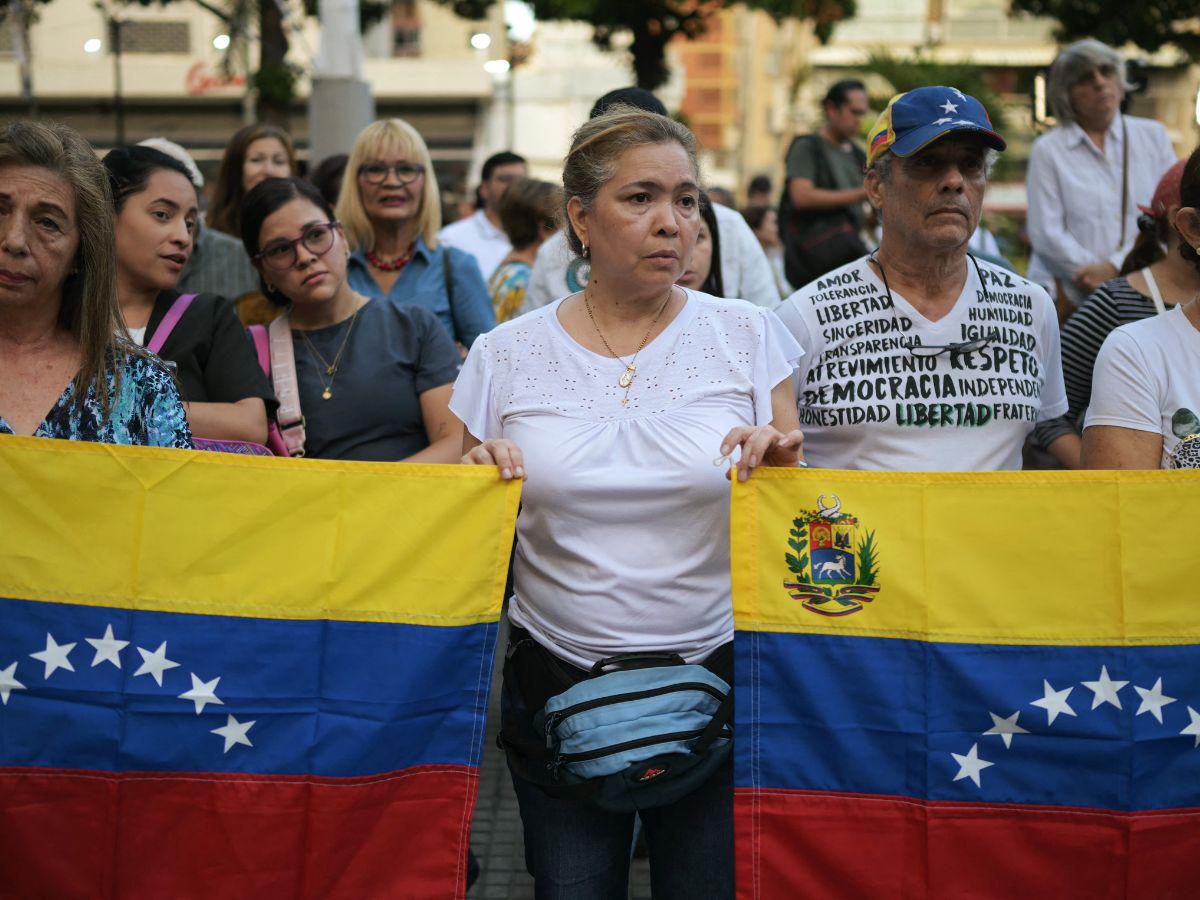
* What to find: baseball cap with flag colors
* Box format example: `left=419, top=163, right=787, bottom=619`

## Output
left=867, top=86, right=1006, bottom=168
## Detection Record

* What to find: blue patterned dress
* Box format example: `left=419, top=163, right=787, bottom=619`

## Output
left=0, top=351, right=192, bottom=448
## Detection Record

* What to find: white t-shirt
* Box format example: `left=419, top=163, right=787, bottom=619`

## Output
left=128, top=326, right=147, bottom=347
left=775, top=255, right=1068, bottom=471
left=437, top=209, right=511, bottom=280
left=1084, top=305, right=1200, bottom=469
left=521, top=203, right=782, bottom=313
left=450, top=290, right=801, bottom=667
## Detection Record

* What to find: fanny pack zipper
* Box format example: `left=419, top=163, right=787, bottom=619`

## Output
left=544, top=681, right=727, bottom=749
left=557, top=726, right=728, bottom=764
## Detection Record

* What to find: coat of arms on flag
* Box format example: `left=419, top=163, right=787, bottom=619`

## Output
left=0, top=437, right=520, bottom=898
left=783, top=493, right=880, bottom=616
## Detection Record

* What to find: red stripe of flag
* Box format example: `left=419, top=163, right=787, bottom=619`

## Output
left=735, top=788, right=1200, bottom=899
left=1, top=764, right=478, bottom=899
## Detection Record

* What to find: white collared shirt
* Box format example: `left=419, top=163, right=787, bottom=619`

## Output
left=1026, top=113, right=1175, bottom=306
left=437, top=209, right=512, bottom=279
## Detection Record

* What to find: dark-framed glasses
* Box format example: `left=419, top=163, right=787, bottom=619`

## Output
left=255, top=221, right=339, bottom=271
left=357, top=161, right=425, bottom=185
left=871, top=252, right=1003, bottom=359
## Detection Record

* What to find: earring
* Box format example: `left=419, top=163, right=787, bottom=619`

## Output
left=265, top=282, right=276, bottom=293
left=582, top=242, right=589, bottom=259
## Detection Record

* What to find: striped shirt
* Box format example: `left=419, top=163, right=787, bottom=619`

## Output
left=1033, top=276, right=1162, bottom=448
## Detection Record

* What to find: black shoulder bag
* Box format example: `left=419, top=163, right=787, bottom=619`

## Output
left=780, top=134, right=869, bottom=289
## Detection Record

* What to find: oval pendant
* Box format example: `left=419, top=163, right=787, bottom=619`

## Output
left=618, top=368, right=635, bottom=389
left=322, top=388, right=332, bottom=400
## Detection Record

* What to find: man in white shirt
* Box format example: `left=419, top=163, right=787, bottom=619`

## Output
left=1026, top=39, right=1176, bottom=307
left=521, top=87, right=780, bottom=311
left=438, top=150, right=527, bottom=279
left=775, top=86, right=1068, bottom=471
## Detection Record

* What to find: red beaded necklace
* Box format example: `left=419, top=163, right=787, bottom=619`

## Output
left=365, top=244, right=415, bottom=272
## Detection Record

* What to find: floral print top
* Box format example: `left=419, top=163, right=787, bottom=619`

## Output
left=0, top=351, right=192, bottom=448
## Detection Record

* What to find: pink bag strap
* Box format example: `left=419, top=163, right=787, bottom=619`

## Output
left=266, top=314, right=306, bottom=457
left=146, top=293, right=198, bottom=355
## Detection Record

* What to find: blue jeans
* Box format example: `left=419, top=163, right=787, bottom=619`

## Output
left=501, top=656, right=734, bottom=899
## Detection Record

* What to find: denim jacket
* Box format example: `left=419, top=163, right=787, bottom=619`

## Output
left=347, top=237, right=495, bottom=347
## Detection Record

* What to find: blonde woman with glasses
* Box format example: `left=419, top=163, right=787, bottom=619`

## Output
left=337, top=119, right=495, bottom=348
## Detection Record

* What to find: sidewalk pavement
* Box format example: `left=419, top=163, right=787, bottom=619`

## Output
left=467, top=621, right=652, bottom=898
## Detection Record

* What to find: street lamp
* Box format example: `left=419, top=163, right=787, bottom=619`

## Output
left=212, top=33, right=230, bottom=50
left=470, top=32, right=491, bottom=50
left=84, top=37, right=102, bottom=53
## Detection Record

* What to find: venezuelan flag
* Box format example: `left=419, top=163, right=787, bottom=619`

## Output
left=732, top=469, right=1200, bottom=899
left=0, top=437, right=519, bottom=898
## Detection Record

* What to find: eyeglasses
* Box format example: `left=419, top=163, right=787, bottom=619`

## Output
left=871, top=253, right=1002, bottom=358
left=357, top=162, right=425, bottom=185
left=255, top=221, right=339, bottom=271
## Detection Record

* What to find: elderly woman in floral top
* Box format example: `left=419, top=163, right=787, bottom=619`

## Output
left=0, top=120, right=190, bottom=447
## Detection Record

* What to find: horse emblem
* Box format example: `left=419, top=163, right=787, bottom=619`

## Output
left=783, top=494, right=881, bottom=616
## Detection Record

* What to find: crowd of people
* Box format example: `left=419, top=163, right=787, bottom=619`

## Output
left=1, top=35, right=1198, bottom=898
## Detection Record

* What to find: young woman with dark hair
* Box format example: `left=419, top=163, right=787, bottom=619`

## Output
left=240, top=176, right=463, bottom=461
left=676, top=192, right=724, bottom=297
left=103, top=144, right=275, bottom=446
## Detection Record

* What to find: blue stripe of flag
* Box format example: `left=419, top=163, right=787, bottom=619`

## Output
left=736, top=631, right=1200, bottom=811
left=0, top=597, right=497, bottom=777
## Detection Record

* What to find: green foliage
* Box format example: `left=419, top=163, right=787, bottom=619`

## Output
left=430, top=0, right=855, bottom=89
left=860, top=50, right=1008, bottom=131
left=856, top=530, right=879, bottom=586
left=251, top=60, right=300, bottom=109
left=1009, top=0, right=1200, bottom=63
left=785, top=517, right=810, bottom=582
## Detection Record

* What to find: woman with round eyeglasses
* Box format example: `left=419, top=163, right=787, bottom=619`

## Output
left=337, top=119, right=495, bottom=348
left=240, top=176, right=463, bottom=461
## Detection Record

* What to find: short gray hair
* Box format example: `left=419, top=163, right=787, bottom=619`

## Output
left=562, top=104, right=699, bottom=256
left=869, top=146, right=999, bottom=184
left=1047, top=39, right=1132, bottom=124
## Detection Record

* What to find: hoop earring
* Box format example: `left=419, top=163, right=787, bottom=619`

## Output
left=582, top=242, right=589, bottom=259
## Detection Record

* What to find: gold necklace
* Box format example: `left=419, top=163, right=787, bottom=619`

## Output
left=583, top=286, right=674, bottom=406
left=297, top=300, right=364, bottom=400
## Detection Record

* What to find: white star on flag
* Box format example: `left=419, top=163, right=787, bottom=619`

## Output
left=983, top=711, right=1029, bottom=749
left=211, top=714, right=255, bottom=753
left=0, top=662, right=26, bottom=705
left=85, top=624, right=129, bottom=669
left=1181, top=707, right=1200, bottom=749
left=134, top=642, right=180, bottom=687
left=951, top=743, right=994, bottom=788
left=1081, top=665, right=1128, bottom=710
left=941, top=100, right=958, bottom=114
left=1031, top=679, right=1077, bottom=725
left=30, top=633, right=76, bottom=679
left=933, top=117, right=954, bottom=126
left=179, top=673, right=223, bottom=715
left=1134, top=678, right=1176, bottom=724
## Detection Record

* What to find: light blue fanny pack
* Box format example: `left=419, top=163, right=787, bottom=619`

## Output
left=535, top=654, right=732, bottom=812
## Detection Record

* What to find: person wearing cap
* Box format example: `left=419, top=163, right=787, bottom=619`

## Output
left=138, top=137, right=260, bottom=302
left=775, top=86, right=1068, bottom=471
left=1026, top=39, right=1176, bottom=309
left=520, top=87, right=780, bottom=311
left=1034, top=157, right=1200, bottom=468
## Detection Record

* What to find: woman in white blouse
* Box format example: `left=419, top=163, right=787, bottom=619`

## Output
left=450, top=107, right=803, bottom=898
left=1026, top=39, right=1176, bottom=308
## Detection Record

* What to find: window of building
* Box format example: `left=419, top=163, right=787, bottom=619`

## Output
left=392, top=0, right=420, bottom=57
left=119, top=20, right=191, bottom=54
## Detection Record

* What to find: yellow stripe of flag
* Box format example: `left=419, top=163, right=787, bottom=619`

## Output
left=0, top=437, right=520, bottom=626
left=732, top=468, right=1200, bottom=646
